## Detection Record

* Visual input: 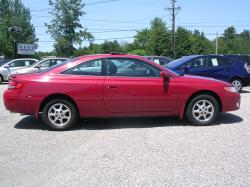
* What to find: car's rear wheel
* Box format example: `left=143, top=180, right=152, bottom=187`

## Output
left=41, top=99, right=78, bottom=130
left=0, top=75, right=3, bottom=84
left=231, top=78, right=242, bottom=92
left=186, top=95, right=219, bottom=125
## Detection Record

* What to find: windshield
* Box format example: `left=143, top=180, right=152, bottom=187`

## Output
left=166, top=56, right=193, bottom=69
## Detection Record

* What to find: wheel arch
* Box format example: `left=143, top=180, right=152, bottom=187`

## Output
left=230, top=76, right=244, bottom=85
left=38, top=94, right=80, bottom=117
left=180, top=90, right=222, bottom=119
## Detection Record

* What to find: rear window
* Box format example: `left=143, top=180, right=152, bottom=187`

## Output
left=225, top=55, right=249, bottom=65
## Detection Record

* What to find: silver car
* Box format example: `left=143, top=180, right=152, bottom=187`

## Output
left=0, top=58, right=38, bottom=83
left=10, top=58, right=68, bottom=78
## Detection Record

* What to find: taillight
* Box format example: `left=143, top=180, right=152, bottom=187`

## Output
left=8, top=81, right=23, bottom=89
left=244, top=63, right=250, bottom=73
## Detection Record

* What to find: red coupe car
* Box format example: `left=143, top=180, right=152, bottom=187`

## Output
left=3, top=54, right=241, bottom=130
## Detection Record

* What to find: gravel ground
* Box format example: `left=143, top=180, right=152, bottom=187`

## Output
left=0, top=84, right=250, bottom=187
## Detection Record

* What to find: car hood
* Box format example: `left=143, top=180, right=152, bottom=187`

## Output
left=176, top=75, right=231, bottom=86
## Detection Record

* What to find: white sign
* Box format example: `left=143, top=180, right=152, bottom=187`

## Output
left=18, top=44, right=36, bottom=55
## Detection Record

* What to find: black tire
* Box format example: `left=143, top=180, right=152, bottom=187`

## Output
left=231, top=78, right=243, bottom=92
left=185, top=94, right=219, bottom=126
left=0, top=75, right=3, bottom=84
left=41, top=99, right=78, bottom=130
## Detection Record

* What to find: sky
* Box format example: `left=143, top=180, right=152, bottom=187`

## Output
left=21, top=0, right=250, bottom=52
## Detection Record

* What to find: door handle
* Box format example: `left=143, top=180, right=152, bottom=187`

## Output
left=108, top=85, right=117, bottom=89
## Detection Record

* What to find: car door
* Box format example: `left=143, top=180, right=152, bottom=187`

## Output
left=59, top=58, right=106, bottom=116
left=205, top=56, right=232, bottom=81
left=104, top=58, right=178, bottom=113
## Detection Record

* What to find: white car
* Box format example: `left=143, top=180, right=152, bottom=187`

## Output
left=0, top=58, right=38, bottom=83
left=10, top=58, right=68, bottom=78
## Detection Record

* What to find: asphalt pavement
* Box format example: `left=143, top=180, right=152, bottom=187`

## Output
left=0, top=84, right=250, bottom=187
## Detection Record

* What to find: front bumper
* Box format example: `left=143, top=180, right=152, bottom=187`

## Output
left=222, top=91, right=241, bottom=112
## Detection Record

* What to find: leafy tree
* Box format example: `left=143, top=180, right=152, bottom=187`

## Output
left=133, top=18, right=171, bottom=57
left=33, top=51, right=56, bottom=59
left=223, top=26, right=237, bottom=39
left=128, top=49, right=147, bottom=56
left=46, top=0, right=93, bottom=57
left=0, top=0, right=37, bottom=58
left=191, top=30, right=213, bottom=54
left=217, top=27, right=250, bottom=54
left=100, top=40, right=124, bottom=53
left=175, top=27, right=193, bottom=58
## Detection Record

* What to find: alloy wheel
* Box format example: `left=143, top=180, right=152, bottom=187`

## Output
left=192, top=100, right=214, bottom=122
left=48, top=103, right=72, bottom=127
left=231, top=80, right=242, bottom=92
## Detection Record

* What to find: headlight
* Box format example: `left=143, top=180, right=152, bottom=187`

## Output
left=224, top=86, right=237, bottom=93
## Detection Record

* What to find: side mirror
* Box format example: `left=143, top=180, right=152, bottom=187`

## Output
left=4, top=64, right=9, bottom=69
left=160, top=71, right=170, bottom=79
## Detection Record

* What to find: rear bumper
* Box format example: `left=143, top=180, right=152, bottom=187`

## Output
left=243, top=74, right=250, bottom=86
left=4, top=90, right=41, bottom=115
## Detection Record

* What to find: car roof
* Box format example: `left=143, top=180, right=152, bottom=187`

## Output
left=45, top=54, right=177, bottom=76
left=8, top=58, right=38, bottom=62
left=144, top=55, right=171, bottom=58
left=166, top=54, right=231, bottom=69
left=31, top=57, right=68, bottom=67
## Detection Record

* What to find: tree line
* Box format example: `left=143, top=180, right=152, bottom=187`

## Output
left=0, top=0, right=250, bottom=59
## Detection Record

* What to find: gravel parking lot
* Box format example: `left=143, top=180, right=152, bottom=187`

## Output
left=0, top=84, right=250, bottom=187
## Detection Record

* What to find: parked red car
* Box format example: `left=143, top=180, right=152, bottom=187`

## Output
left=3, top=54, right=241, bottom=130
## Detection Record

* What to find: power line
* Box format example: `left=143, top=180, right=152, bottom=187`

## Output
left=178, top=24, right=250, bottom=28
left=30, top=0, right=122, bottom=12
left=85, top=0, right=121, bottom=6
left=38, top=36, right=134, bottom=43
left=36, top=29, right=138, bottom=35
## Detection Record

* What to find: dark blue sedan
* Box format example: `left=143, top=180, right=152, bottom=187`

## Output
left=165, top=55, right=250, bottom=92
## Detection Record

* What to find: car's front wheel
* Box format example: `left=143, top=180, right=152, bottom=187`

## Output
left=186, top=95, right=219, bottom=125
left=41, top=99, right=78, bottom=130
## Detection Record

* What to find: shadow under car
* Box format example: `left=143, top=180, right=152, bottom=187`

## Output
left=14, top=112, right=243, bottom=131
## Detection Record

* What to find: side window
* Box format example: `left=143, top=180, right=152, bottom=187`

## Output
left=49, top=60, right=57, bottom=67
left=107, top=58, right=160, bottom=77
left=25, top=60, right=32, bottom=66
left=207, top=57, right=231, bottom=67
left=153, top=58, right=160, bottom=64
left=179, top=57, right=206, bottom=69
left=158, top=58, right=169, bottom=66
left=40, top=60, right=51, bottom=68
left=29, top=60, right=37, bottom=65
left=61, top=59, right=103, bottom=76
left=55, top=60, right=64, bottom=65
left=9, top=60, right=25, bottom=67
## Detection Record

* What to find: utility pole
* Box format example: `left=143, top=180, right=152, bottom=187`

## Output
left=167, top=0, right=181, bottom=59
left=8, top=26, right=22, bottom=58
left=215, top=32, right=218, bottom=54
